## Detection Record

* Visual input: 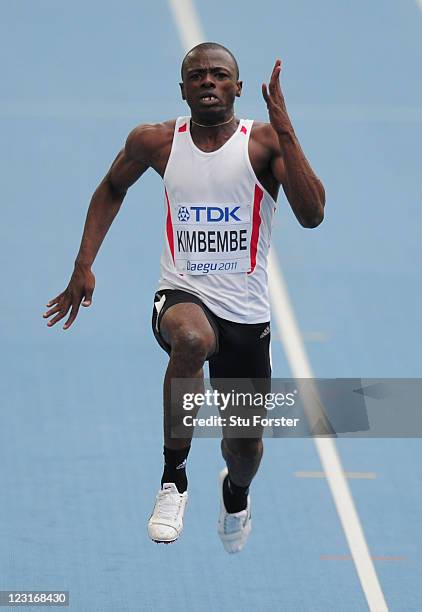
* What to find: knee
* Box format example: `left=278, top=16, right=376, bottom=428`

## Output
left=171, top=327, right=214, bottom=367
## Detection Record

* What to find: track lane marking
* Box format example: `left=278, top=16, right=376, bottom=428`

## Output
left=295, top=471, right=377, bottom=479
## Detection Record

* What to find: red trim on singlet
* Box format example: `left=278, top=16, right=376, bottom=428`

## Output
left=178, top=123, right=187, bottom=132
left=248, top=185, right=264, bottom=274
left=240, top=125, right=247, bottom=135
left=165, top=189, right=175, bottom=263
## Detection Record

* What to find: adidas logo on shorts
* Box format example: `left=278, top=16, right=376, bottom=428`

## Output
left=259, top=325, right=270, bottom=339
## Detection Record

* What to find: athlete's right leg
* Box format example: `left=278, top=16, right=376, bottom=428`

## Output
left=160, top=302, right=217, bottom=450
left=148, top=299, right=217, bottom=544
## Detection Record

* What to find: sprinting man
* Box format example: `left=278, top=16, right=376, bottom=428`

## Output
left=43, top=43, right=325, bottom=553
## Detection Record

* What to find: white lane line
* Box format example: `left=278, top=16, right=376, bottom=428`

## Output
left=321, top=555, right=405, bottom=562
left=168, top=0, right=205, bottom=52
left=166, top=3, right=388, bottom=610
left=294, top=471, right=377, bottom=479
left=269, top=249, right=388, bottom=611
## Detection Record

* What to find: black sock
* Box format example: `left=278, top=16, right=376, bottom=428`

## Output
left=223, top=475, right=249, bottom=513
left=161, top=445, right=190, bottom=493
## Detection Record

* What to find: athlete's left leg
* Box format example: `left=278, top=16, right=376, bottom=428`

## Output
left=209, top=318, right=271, bottom=552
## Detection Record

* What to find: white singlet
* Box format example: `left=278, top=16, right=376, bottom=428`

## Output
left=157, top=116, right=277, bottom=324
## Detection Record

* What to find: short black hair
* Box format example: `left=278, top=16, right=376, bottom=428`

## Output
left=181, top=42, right=239, bottom=80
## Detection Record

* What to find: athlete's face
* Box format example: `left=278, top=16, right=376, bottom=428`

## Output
left=180, top=49, right=242, bottom=120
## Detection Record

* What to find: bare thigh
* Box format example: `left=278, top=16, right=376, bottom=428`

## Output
left=160, top=302, right=217, bottom=358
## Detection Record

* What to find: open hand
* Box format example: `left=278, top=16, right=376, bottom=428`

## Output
left=43, top=265, right=95, bottom=329
left=262, top=59, right=291, bottom=135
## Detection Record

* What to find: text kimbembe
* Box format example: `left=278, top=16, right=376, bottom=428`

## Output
left=182, top=415, right=300, bottom=428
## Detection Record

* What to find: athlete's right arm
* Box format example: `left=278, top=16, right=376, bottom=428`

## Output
left=43, top=125, right=157, bottom=330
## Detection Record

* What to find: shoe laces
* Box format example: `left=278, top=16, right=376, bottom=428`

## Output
left=224, top=510, right=248, bottom=534
left=155, top=488, right=182, bottom=522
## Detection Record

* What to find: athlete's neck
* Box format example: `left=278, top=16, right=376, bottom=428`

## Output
left=191, top=114, right=235, bottom=128
left=189, top=116, right=239, bottom=152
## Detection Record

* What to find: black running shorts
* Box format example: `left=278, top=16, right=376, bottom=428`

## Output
left=151, top=289, right=271, bottom=382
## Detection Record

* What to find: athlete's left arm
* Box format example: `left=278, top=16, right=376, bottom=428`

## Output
left=262, top=60, right=325, bottom=228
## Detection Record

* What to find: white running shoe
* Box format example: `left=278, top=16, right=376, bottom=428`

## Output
left=217, top=468, right=252, bottom=554
left=147, top=483, right=188, bottom=544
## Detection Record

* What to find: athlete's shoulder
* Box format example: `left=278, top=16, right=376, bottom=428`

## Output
left=125, top=119, right=177, bottom=163
left=250, top=121, right=279, bottom=151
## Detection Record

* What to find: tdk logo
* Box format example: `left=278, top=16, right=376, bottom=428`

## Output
left=178, top=206, right=241, bottom=222
left=178, top=206, right=190, bottom=222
